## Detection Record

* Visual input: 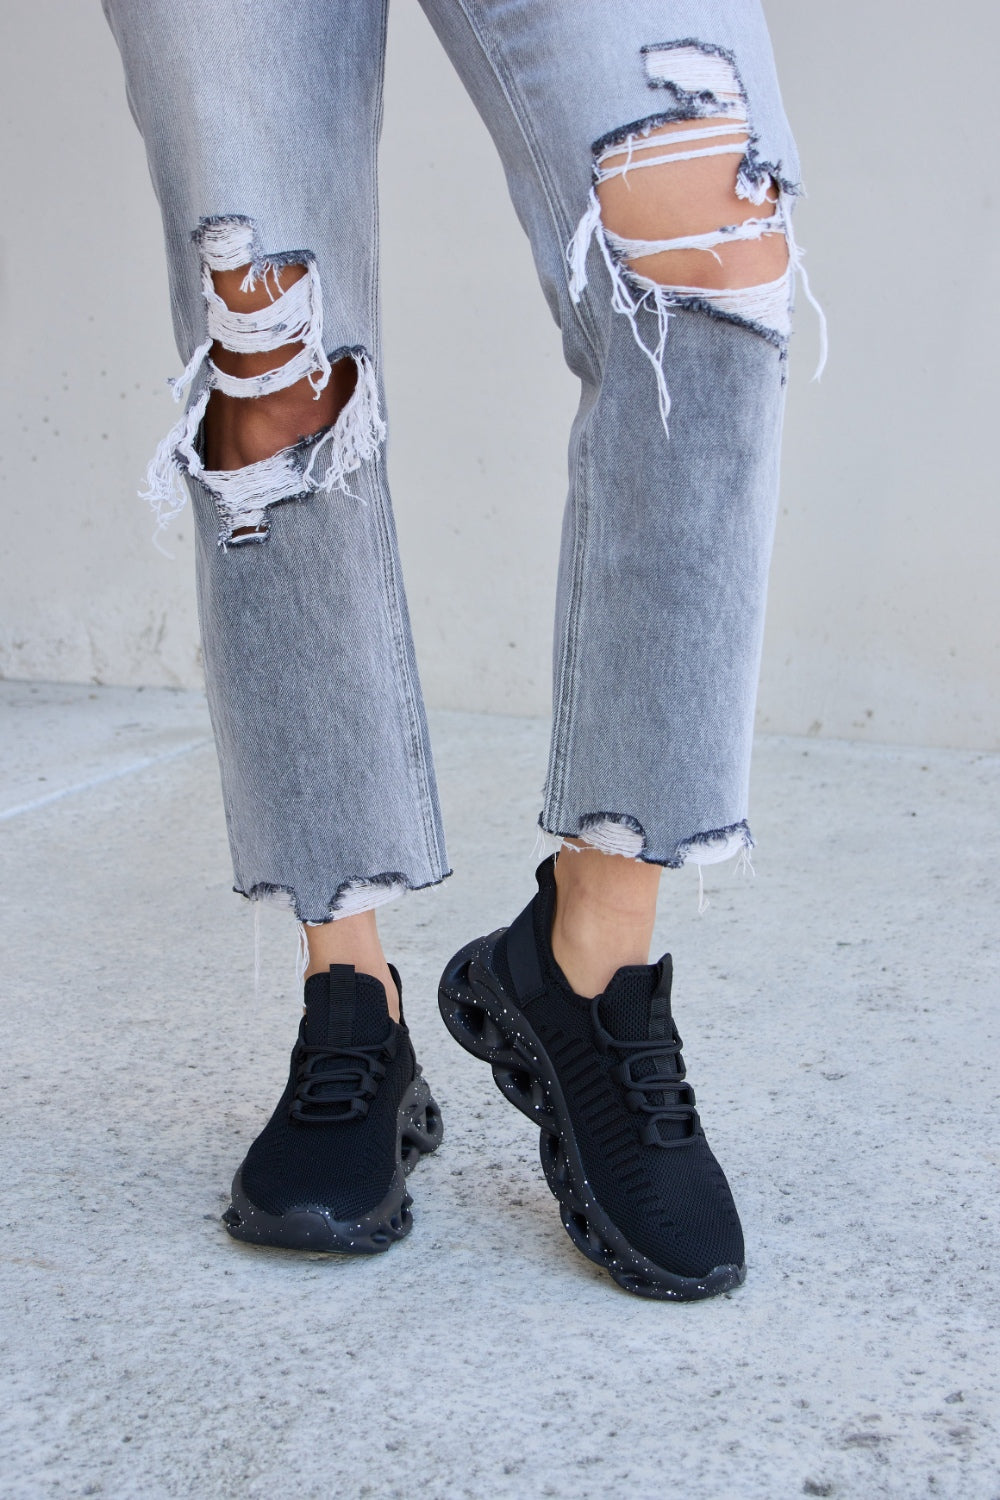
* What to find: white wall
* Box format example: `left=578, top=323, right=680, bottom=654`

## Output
left=1, top=1, right=996, bottom=748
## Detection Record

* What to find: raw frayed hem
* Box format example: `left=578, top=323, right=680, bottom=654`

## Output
left=235, top=868, right=452, bottom=925
left=536, top=815, right=756, bottom=918
left=536, top=814, right=755, bottom=869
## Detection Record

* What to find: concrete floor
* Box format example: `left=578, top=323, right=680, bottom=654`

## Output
left=1, top=681, right=998, bottom=1500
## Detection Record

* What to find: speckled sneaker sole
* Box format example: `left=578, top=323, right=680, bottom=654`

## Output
left=222, top=963, right=443, bottom=1254
left=223, top=1072, right=442, bottom=1252
left=437, top=858, right=745, bottom=1301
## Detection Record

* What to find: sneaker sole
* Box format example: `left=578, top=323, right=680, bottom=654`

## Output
left=439, top=935, right=745, bottom=1301
left=221, top=1074, right=443, bottom=1253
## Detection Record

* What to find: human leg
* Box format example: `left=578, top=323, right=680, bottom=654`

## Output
left=103, top=0, right=444, bottom=1245
left=423, top=0, right=813, bottom=1294
left=103, top=0, right=449, bottom=929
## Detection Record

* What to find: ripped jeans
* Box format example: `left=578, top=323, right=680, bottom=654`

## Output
left=103, top=0, right=819, bottom=923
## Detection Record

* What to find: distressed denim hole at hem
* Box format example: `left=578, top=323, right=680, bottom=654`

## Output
left=238, top=867, right=453, bottom=925
left=537, top=813, right=754, bottom=869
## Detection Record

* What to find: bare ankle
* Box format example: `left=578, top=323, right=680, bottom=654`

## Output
left=551, top=845, right=661, bottom=997
left=303, top=911, right=399, bottom=1021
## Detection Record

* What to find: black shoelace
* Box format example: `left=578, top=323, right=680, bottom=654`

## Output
left=289, top=1036, right=395, bottom=1123
left=592, top=998, right=700, bottom=1147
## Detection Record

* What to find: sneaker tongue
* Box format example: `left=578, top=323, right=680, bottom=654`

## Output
left=598, top=954, right=674, bottom=1043
left=302, top=966, right=392, bottom=1050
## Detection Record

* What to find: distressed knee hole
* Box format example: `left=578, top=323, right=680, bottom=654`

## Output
left=595, top=119, right=788, bottom=291
left=141, top=216, right=386, bottom=549
left=195, top=218, right=332, bottom=402
left=566, top=41, right=826, bottom=434
left=203, top=258, right=358, bottom=536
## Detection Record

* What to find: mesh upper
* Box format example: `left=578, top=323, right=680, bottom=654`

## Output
left=496, top=857, right=744, bottom=1277
left=240, top=970, right=415, bottom=1221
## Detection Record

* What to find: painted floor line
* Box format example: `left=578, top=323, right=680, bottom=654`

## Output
left=0, top=737, right=213, bottom=821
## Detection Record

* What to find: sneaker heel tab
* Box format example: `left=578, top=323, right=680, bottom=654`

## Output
left=504, top=897, right=547, bottom=1003
left=388, top=963, right=405, bottom=1025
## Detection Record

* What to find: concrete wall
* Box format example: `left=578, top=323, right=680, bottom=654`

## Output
left=1, top=2, right=996, bottom=748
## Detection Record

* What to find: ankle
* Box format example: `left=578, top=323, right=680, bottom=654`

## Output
left=303, top=913, right=399, bottom=1020
left=550, top=847, right=660, bottom=997
left=550, top=908, right=653, bottom=998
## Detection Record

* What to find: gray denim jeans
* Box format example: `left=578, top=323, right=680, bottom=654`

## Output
left=103, top=0, right=814, bottom=922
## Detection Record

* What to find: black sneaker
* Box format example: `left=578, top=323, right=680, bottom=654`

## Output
left=438, top=857, right=745, bottom=1300
left=223, top=963, right=442, bottom=1252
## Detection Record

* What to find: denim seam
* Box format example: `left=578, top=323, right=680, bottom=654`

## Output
left=445, top=3, right=611, bottom=831
left=369, top=0, right=447, bottom=881
left=442, top=0, right=606, bottom=371
left=543, top=419, right=591, bottom=825
left=367, top=451, right=447, bottom=878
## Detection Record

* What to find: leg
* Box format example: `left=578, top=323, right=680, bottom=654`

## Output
left=552, top=75, right=792, bottom=996
left=104, top=0, right=447, bottom=935
left=103, top=0, right=444, bottom=1246
left=197, top=253, right=394, bottom=1006
left=426, top=0, right=810, bottom=1296
left=420, top=4, right=802, bottom=870
left=551, top=842, right=662, bottom=998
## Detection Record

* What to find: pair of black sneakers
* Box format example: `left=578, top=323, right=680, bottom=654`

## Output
left=223, top=856, right=745, bottom=1301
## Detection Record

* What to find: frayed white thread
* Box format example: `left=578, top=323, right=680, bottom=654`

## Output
left=782, top=192, right=828, bottom=379
left=568, top=188, right=674, bottom=432
left=302, top=350, right=385, bottom=491
left=141, top=362, right=210, bottom=553
left=639, top=49, right=781, bottom=212
left=736, top=171, right=775, bottom=206
left=566, top=171, right=825, bottom=426
left=533, top=821, right=650, bottom=861
left=578, top=818, right=646, bottom=858
left=696, top=835, right=757, bottom=914
left=603, top=211, right=782, bottom=263
left=600, top=136, right=749, bottom=181
left=679, top=825, right=753, bottom=867
left=531, top=826, right=566, bottom=864
left=166, top=350, right=384, bottom=544
left=211, top=344, right=322, bottom=400
left=643, top=45, right=747, bottom=112
left=142, top=218, right=385, bottom=547
left=192, top=443, right=313, bottom=538
left=333, top=878, right=407, bottom=919
left=240, top=260, right=285, bottom=301
left=569, top=48, right=826, bottom=383
left=629, top=263, right=793, bottom=340
left=567, top=189, right=602, bottom=301
left=246, top=886, right=296, bottom=914
left=203, top=257, right=332, bottom=399
left=195, top=218, right=257, bottom=271
left=599, top=225, right=674, bottom=434
left=295, top=923, right=310, bottom=988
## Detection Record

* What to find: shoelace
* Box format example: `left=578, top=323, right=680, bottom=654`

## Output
left=591, top=997, right=700, bottom=1148
left=289, top=1036, right=395, bottom=1123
